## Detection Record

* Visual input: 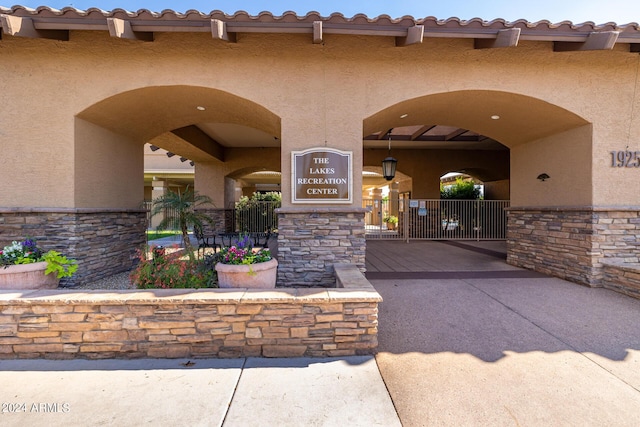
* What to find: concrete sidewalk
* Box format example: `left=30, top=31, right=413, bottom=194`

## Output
left=0, top=356, right=400, bottom=427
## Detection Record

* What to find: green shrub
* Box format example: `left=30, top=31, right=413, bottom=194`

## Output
left=235, top=191, right=281, bottom=232
left=130, top=248, right=217, bottom=289
left=440, top=177, right=481, bottom=200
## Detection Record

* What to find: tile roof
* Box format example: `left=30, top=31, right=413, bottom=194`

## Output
left=1, top=5, right=639, bottom=43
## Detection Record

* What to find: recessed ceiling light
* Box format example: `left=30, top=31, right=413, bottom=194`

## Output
left=400, top=114, right=409, bottom=119
left=491, top=115, right=500, bottom=120
left=196, top=106, right=206, bottom=111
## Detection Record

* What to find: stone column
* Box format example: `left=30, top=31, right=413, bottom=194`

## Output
left=276, top=207, right=366, bottom=287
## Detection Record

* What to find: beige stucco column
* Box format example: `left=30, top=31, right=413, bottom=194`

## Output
left=194, top=161, right=226, bottom=208
left=389, top=181, right=399, bottom=217
left=371, top=188, right=383, bottom=226
left=278, top=90, right=363, bottom=207
left=227, top=177, right=244, bottom=204
left=150, top=179, right=168, bottom=229
left=276, top=110, right=366, bottom=286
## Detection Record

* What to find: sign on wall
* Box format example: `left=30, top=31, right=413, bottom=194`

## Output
left=292, top=147, right=352, bottom=203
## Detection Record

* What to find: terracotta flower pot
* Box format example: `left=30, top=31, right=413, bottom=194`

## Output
left=0, top=262, right=59, bottom=290
left=215, top=258, right=278, bottom=289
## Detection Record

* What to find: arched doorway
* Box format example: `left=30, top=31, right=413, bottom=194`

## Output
left=68, top=85, right=282, bottom=284
left=363, top=90, right=593, bottom=278
left=76, top=85, right=281, bottom=207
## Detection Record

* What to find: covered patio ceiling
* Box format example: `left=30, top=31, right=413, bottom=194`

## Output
left=363, top=125, right=506, bottom=150
left=188, top=122, right=506, bottom=151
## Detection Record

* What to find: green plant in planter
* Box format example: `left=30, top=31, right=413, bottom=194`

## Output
left=0, top=239, right=78, bottom=278
left=218, top=234, right=272, bottom=265
left=218, top=234, right=273, bottom=277
left=42, top=250, right=78, bottom=279
left=383, top=215, right=398, bottom=225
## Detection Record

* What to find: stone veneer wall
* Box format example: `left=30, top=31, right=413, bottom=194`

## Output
left=0, top=265, right=381, bottom=359
left=507, top=207, right=640, bottom=289
left=276, top=208, right=367, bottom=287
left=601, top=261, right=640, bottom=299
left=0, top=209, right=146, bottom=287
left=197, top=208, right=233, bottom=235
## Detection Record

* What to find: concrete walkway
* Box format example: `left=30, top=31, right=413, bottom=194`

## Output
left=369, top=240, right=640, bottom=426
left=1, top=240, right=639, bottom=426
left=0, top=356, right=399, bottom=427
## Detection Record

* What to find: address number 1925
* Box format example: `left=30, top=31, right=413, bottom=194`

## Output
left=610, top=150, right=640, bottom=168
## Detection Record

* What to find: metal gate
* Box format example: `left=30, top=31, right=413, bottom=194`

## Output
left=233, top=201, right=280, bottom=232
left=363, top=199, right=509, bottom=240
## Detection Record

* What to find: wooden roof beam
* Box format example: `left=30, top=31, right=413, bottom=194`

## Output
left=396, top=25, right=423, bottom=47
left=171, top=125, right=226, bottom=162
left=445, top=128, right=468, bottom=141
left=554, top=31, right=619, bottom=51
left=475, top=28, right=521, bottom=49
left=211, top=19, right=236, bottom=42
left=107, top=18, right=153, bottom=41
left=0, top=14, right=68, bottom=40
left=377, top=128, right=394, bottom=140
left=411, top=125, right=436, bottom=140
left=313, top=21, right=323, bottom=44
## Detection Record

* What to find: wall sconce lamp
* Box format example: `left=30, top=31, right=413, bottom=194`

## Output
left=382, top=131, right=397, bottom=181
left=537, top=173, right=550, bottom=182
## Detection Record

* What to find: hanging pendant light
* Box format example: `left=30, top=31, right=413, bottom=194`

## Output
left=382, top=131, right=397, bottom=181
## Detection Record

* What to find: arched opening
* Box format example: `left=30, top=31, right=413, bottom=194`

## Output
left=226, top=167, right=282, bottom=207
left=75, top=85, right=281, bottom=209
left=363, top=90, right=590, bottom=241
left=69, top=85, right=282, bottom=283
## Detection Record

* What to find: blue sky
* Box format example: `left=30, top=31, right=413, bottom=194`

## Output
left=2, top=0, right=640, bottom=24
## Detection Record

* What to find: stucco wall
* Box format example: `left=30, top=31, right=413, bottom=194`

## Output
left=74, top=119, right=143, bottom=208
left=511, top=125, right=593, bottom=207
left=196, top=148, right=281, bottom=207
left=484, top=180, right=510, bottom=200
left=0, top=31, right=638, bottom=210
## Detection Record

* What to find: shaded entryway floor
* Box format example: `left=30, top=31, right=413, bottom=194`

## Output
left=366, top=239, right=532, bottom=278
left=367, top=240, right=640, bottom=426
